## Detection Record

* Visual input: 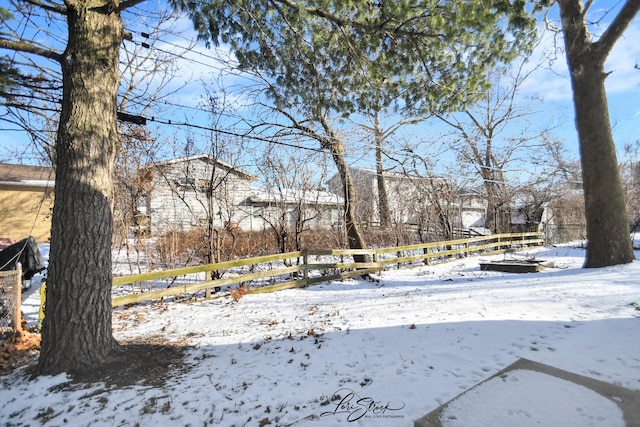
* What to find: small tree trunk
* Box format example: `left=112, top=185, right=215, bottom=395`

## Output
left=319, top=116, right=369, bottom=261
left=329, top=142, right=369, bottom=263
left=374, top=114, right=392, bottom=227
left=481, top=171, right=510, bottom=234
left=558, top=0, right=635, bottom=268
left=37, top=2, right=122, bottom=375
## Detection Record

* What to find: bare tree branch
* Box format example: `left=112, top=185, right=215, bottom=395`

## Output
left=18, top=0, right=66, bottom=15
left=0, top=39, right=62, bottom=62
left=595, top=0, right=640, bottom=60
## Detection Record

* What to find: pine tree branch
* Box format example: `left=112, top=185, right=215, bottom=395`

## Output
left=269, top=0, right=445, bottom=38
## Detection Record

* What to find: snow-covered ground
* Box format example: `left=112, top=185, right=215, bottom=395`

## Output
left=2, top=244, right=640, bottom=426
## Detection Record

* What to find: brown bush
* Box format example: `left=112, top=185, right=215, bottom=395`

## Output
left=229, top=285, right=248, bottom=302
left=154, top=229, right=208, bottom=268
left=152, top=224, right=433, bottom=268
left=154, top=228, right=284, bottom=267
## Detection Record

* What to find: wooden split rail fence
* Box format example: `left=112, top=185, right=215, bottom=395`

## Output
left=109, top=232, right=543, bottom=307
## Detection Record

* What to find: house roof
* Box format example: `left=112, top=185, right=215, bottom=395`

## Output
left=0, top=163, right=54, bottom=187
left=328, top=165, right=446, bottom=184
left=348, top=166, right=408, bottom=179
left=150, top=155, right=258, bottom=182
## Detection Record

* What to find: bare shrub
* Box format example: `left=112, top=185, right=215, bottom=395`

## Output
left=154, top=229, right=282, bottom=267
left=154, top=229, right=208, bottom=268
left=152, top=223, right=439, bottom=268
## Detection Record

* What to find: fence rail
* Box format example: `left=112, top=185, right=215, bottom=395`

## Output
left=110, top=232, right=543, bottom=307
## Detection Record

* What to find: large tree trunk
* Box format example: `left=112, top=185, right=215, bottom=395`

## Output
left=558, top=0, right=635, bottom=268
left=37, top=1, right=122, bottom=375
left=570, top=68, right=634, bottom=267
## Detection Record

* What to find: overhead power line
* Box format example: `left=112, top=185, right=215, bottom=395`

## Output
left=3, top=112, right=322, bottom=153
left=123, top=31, right=229, bottom=74
left=139, top=30, right=229, bottom=65
left=120, top=111, right=324, bottom=153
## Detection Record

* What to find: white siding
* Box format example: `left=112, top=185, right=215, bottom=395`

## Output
left=148, top=157, right=255, bottom=234
left=148, top=156, right=343, bottom=234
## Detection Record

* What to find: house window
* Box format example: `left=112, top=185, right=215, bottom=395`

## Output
left=175, top=177, right=196, bottom=188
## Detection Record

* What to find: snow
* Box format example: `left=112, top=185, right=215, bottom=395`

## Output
left=2, top=244, right=640, bottom=426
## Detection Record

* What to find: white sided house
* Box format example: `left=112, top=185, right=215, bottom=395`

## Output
left=247, top=186, right=343, bottom=232
left=327, top=166, right=486, bottom=231
left=146, top=155, right=343, bottom=235
left=510, top=194, right=555, bottom=233
left=146, top=155, right=257, bottom=234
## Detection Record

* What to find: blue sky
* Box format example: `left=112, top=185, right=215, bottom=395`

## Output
left=1, top=0, right=638, bottom=173
left=519, top=2, right=640, bottom=157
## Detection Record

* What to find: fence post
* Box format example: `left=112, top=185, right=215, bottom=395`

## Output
left=302, top=250, right=309, bottom=287
left=39, top=280, right=46, bottom=329
left=13, top=263, right=22, bottom=333
left=374, top=249, right=383, bottom=272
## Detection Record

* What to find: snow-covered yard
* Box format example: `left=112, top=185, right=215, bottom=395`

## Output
left=2, top=244, right=639, bottom=426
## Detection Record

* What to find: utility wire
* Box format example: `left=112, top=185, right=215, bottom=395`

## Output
left=2, top=115, right=324, bottom=154
left=4, top=26, right=447, bottom=167
left=144, top=115, right=324, bottom=153
left=123, top=36, right=227, bottom=74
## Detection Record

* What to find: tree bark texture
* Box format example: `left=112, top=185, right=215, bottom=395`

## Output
left=558, top=0, right=635, bottom=268
left=37, top=1, right=122, bottom=375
